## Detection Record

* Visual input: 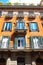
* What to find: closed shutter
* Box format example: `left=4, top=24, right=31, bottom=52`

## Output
left=14, top=38, right=18, bottom=49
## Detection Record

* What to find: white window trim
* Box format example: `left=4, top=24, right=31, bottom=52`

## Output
left=23, top=12, right=29, bottom=15
left=2, top=11, right=8, bottom=15
left=13, top=11, right=18, bottom=15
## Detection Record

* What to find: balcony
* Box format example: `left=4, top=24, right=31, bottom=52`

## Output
left=14, top=22, right=27, bottom=34
left=14, top=26, right=27, bottom=34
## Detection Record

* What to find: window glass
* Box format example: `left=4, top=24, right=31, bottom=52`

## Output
left=30, top=36, right=41, bottom=49
left=8, top=11, right=13, bottom=16
left=17, top=22, right=24, bottom=29
left=18, top=11, right=23, bottom=16
left=18, top=40, right=20, bottom=47
left=14, top=37, right=25, bottom=49
left=3, top=22, right=12, bottom=31
left=33, top=37, right=39, bottom=48
left=29, top=22, right=38, bottom=31
left=1, top=36, right=10, bottom=48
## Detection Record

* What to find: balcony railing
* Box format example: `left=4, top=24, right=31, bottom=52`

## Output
left=15, top=26, right=27, bottom=30
left=14, top=26, right=28, bottom=33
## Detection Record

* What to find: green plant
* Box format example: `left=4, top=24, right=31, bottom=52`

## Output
left=22, top=3, right=26, bottom=5
left=37, top=4, right=40, bottom=6
left=0, top=2, right=3, bottom=5
left=29, top=3, right=35, bottom=6
left=6, top=2, right=12, bottom=5
left=14, top=2, right=20, bottom=5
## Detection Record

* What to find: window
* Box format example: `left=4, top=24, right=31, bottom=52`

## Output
left=14, top=37, right=26, bottom=49
left=17, top=22, right=25, bottom=29
left=33, top=37, right=40, bottom=48
left=40, top=12, right=43, bottom=16
left=18, top=11, right=23, bottom=16
left=3, top=22, right=12, bottom=31
left=29, top=22, right=38, bottom=31
left=29, top=11, right=35, bottom=17
left=30, top=36, right=41, bottom=49
left=8, top=11, right=13, bottom=16
left=1, top=36, right=10, bottom=48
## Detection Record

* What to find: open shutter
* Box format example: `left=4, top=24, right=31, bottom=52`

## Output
left=24, top=37, right=26, bottom=48
left=30, top=36, right=34, bottom=48
left=40, top=37, right=43, bottom=48
left=14, top=38, right=18, bottom=49
left=41, top=37, right=43, bottom=45
left=38, top=36, right=41, bottom=47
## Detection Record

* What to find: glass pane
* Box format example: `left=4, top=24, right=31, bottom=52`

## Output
left=20, top=37, right=24, bottom=47
left=30, top=22, right=38, bottom=31
left=21, top=39, right=24, bottom=47
left=1, top=37, right=9, bottom=48
left=3, top=22, right=12, bottom=31
left=3, top=23, right=7, bottom=30
left=17, top=22, right=24, bottom=29
left=33, top=37, right=39, bottom=48
left=7, top=23, right=9, bottom=30
left=8, top=11, right=13, bottom=16
left=18, top=40, right=20, bottom=47
left=7, top=23, right=12, bottom=30
left=20, top=23, right=23, bottom=29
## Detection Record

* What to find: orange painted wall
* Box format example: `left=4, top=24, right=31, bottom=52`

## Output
left=0, top=15, right=43, bottom=48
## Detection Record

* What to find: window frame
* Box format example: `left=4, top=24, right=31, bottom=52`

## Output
left=1, top=36, right=10, bottom=48
left=16, top=22, right=25, bottom=29
left=30, top=36, right=41, bottom=49
left=8, top=11, right=13, bottom=16
left=14, top=36, right=26, bottom=49
left=2, top=22, right=12, bottom=31
left=18, top=11, right=23, bottom=16
left=29, top=22, right=39, bottom=32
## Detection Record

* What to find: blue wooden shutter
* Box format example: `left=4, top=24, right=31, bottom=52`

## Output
left=24, top=37, right=26, bottom=48
left=41, top=37, right=43, bottom=45
left=14, top=38, right=18, bottom=49
left=30, top=36, right=34, bottom=48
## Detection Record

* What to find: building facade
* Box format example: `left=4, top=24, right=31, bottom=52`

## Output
left=0, top=1, right=43, bottom=65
